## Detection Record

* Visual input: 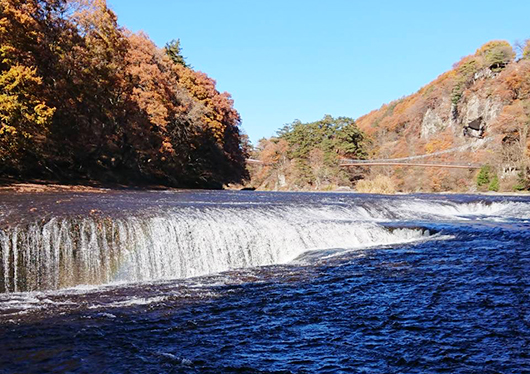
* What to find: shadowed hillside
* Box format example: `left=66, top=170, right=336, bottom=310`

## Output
left=0, top=0, right=248, bottom=188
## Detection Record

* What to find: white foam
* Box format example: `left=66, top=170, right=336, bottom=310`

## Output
left=1, top=198, right=529, bottom=293
left=395, top=200, right=530, bottom=221
left=0, top=292, right=76, bottom=314
left=88, top=296, right=167, bottom=309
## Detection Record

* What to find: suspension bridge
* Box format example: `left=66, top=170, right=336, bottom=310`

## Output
left=248, top=143, right=484, bottom=169
left=339, top=143, right=483, bottom=169
left=339, top=160, right=481, bottom=169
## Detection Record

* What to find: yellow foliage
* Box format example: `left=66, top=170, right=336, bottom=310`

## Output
left=355, top=175, right=396, bottom=194
left=424, top=138, right=452, bottom=154
left=0, top=63, right=54, bottom=153
left=475, top=40, right=512, bottom=56
left=428, top=169, right=450, bottom=192
left=0, top=123, right=16, bottom=136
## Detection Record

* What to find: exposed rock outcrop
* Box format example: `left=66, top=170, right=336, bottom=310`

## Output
left=355, top=40, right=530, bottom=192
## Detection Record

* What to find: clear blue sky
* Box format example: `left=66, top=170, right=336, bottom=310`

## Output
left=106, top=0, right=529, bottom=144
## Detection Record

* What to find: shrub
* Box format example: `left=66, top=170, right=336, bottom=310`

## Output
left=476, top=41, right=515, bottom=71
left=477, top=165, right=492, bottom=188
left=513, top=171, right=530, bottom=191
left=488, top=175, right=499, bottom=192
left=477, top=165, right=500, bottom=191
left=355, top=175, right=396, bottom=194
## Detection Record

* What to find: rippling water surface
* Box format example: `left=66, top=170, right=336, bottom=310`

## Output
left=0, top=191, right=529, bottom=373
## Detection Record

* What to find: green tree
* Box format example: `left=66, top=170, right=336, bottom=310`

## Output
left=477, top=165, right=493, bottom=189
left=273, top=115, right=368, bottom=188
left=451, top=56, right=480, bottom=105
left=278, top=115, right=366, bottom=161
left=488, top=175, right=499, bottom=192
left=336, top=119, right=368, bottom=159
left=476, top=40, right=515, bottom=71
left=514, top=171, right=530, bottom=191
left=165, top=39, right=189, bottom=67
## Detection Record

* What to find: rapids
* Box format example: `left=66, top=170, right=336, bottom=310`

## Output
left=1, top=191, right=529, bottom=373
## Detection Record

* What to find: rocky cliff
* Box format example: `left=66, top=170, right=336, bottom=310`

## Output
left=355, top=40, right=530, bottom=192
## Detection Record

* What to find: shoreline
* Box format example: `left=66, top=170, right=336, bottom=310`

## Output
left=0, top=179, right=183, bottom=194
left=0, top=179, right=243, bottom=194
left=0, top=180, right=529, bottom=197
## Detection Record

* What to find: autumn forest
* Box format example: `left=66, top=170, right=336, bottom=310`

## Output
left=250, top=40, right=530, bottom=193
left=2, top=0, right=530, bottom=193
left=1, top=0, right=248, bottom=188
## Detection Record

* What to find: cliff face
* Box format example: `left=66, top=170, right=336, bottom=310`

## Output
left=355, top=41, right=530, bottom=192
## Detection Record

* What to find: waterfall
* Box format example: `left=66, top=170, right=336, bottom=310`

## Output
left=3, top=193, right=527, bottom=294
left=0, top=206, right=429, bottom=293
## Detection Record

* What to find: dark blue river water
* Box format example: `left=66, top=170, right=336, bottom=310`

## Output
left=0, top=191, right=529, bottom=373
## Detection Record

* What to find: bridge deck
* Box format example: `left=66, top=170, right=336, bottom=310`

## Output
left=248, top=158, right=482, bottom=169
left=339, top=161, right=481, bottom=169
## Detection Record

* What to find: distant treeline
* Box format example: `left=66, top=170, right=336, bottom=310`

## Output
left=0, top=0, right=248, bottom=188
left=250, top=115, right=368, bottom=190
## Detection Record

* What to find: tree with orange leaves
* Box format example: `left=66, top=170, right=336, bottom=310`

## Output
left=169, top=57, right=248, bottom=185
left=0, top=0, right=57, bottom=172
left=0, top=0, right=249, bottom=187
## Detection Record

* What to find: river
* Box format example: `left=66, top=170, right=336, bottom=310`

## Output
left=0, top=191, right=529, bottom=373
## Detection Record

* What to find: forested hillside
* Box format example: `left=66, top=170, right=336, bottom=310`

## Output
left=3, top=1, right=528, bottom=193
left=251, top=40, right=530, bottom=193
left=249, top=116, right=367, bottom=190
left=355, top=40, right=530, bottom=192
left=0, top=0, right=248, bottom=188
